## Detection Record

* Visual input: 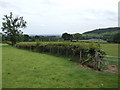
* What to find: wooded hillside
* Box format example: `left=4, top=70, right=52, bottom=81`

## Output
left=83, top=27, right=120, bottom=34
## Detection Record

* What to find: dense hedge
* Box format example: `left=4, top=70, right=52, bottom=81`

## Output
left=16, top=42, right=106, bottom=71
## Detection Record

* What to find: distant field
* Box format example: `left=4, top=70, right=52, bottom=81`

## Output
left=100, top=43, right=119, bottom=66
left=2, top=44, right=118, bottom=88
left=100, top=43, right=119, bottom=57
left=80, top=40, right=107, bottom=43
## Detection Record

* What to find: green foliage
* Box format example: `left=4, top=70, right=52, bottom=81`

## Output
left=23, top=34, right=30, bottom=42
left=62, top=33, right=73, bottom=41
left=73, top=33, right=82, bottom=41
left=82, top=27, right=120, bottom=42
left=83, top=27, right=120, bottom=34
left=23, top=35, right=63, bottom=42
left=1, top=12, right=27, bottom=45
left=6, top=41, right=12, bottom=45
left=80, top=40, right=107, bottom=43
left=16, top=42, right=106, bottom=70
left=112, top=32, right=120, bottom=43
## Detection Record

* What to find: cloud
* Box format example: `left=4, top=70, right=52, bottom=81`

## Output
left=40, top=24, right=46, bottom=27
left=104, top=11, right=117, bottom=22
left=41, top=0, right=58, bottom=5
left=0, top=0, right=119, bottom=34
left=0, top=0, right=21, bottom=10
left=80, top=9, right=118, bottom=22
left=118, top=1, right=120, bottom=26
left=0, top=1, right=10, bottom=8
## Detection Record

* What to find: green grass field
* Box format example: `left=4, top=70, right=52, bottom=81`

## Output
left=100, top=43, right=119, bottom=56
left=100, top=43, right=119, bottom=65
left=2, top=44, right=118, bottom=88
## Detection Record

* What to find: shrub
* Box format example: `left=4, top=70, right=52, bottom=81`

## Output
left=16, top=42, right=106, bottom=71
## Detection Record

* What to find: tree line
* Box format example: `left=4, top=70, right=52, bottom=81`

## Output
left=2, top=34, right=63, bottom=43
left=1, top=12, right=120, bottom=45
left=1, top=12, right=83, bottom=45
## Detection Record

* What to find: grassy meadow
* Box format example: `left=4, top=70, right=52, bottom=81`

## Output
left=100, top=43, right=119, bottom=65
left=2, top=44, right=118, bottom=88
left=100, top=43, right=119, bottom=56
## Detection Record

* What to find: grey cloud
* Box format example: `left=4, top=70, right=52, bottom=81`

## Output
left=41, top=0, right=59, bottom=6
left=106, top=11, right=117, bottom=15
left=0, top=1, right=10, bottom=8
left=86, top=9, right=117, bottom=16
left=107, top=16, right=117, bottom=22
left=0, top=1, right=15, bottom=8
left=118, top=1, right=120, bottom=26
left=0, top=0, right=118, bottom=34
left=105, top=11, right=117, bottom=22
left=82, top=9, right=117, bottom=21
left=41, top=0, right=54, bottom=4
left=0, top=1, right=21, bottom=11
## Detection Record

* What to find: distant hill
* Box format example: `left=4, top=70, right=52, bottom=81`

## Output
left=83, top=27, right=120, bottom=34
left=82, top=27, right=120, bottom=41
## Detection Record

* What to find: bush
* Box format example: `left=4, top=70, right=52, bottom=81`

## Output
left=6, top=41, right=12, bottom=45
left=16, top=42, right=106, bottom=71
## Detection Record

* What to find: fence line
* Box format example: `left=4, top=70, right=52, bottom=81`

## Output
left=105, top=55, right=120, bottom=59
left=103, top=59, right=120, bottom=61
left=103, top=55, right=120, bottom=62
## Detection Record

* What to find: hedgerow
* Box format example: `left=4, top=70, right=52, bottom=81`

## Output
left=16, top=42, right=106, bottom=71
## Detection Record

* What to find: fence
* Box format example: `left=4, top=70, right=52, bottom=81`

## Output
left=103, top=55, right=120, bottom=62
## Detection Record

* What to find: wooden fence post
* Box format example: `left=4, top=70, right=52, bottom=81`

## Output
left=79, top=51, right=82, bottom=62
left=57, top=46, right=59, bottom=55
left=95, top=51, right=101, bottom=70
left=66, top=47, right=67, bottom=57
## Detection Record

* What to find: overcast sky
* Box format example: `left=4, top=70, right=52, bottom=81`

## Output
left=0, top=0, right=119, bottom=35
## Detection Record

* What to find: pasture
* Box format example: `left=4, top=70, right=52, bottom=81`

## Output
left=100, top=43, right=119, bottom=66
left=100, top=43, right=119, bottom=56
left=2, top=44, right=118, bottom=88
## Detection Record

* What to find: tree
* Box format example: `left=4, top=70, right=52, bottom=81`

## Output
left=1, top=33, right=6, bottom=42
left=23, top=34, right=30, bottom=42
left=73, top=33, right=82, bottom=41
left=1, top=12, right=27, bottom=45
left=62, top=33, right=73, bottom=41
left=112, top=32, right=120, bottom=43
